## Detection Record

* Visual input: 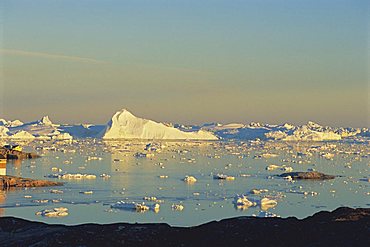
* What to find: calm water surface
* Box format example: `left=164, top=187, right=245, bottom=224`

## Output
left=0, top=139, right=369, bottom=226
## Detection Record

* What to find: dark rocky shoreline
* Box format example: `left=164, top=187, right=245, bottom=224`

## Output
left=0, top=175, right=63, bottom=190
left=0, top=147, right=39, bottom=160
left=0, top=207, right=368, bottom=247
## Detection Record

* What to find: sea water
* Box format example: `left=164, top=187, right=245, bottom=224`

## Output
left=0, top=139, right=368, bottom=226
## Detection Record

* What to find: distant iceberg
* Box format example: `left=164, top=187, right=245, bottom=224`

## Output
left=100, top=109, right=218, bottom=140
left=0, top=110, right=367, bottom=141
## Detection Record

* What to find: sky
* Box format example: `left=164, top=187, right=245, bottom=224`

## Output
left=0, top=0, right=369, bottom=127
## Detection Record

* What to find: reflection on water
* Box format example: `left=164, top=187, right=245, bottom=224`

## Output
left=0, top=160, right=6, bottom=216
left=0, top=191, right=5, bottom=216
left=0, top=139, right=368, bottom=226
left=0, top=159, right=6, bottom=176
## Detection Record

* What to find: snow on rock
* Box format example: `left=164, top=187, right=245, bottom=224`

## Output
left=101, top=109, right=218, bottom=140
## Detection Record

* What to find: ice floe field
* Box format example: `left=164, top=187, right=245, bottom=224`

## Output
left=0, top=138, right=369, bottom=226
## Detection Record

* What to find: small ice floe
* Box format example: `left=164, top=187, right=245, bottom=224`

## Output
left=250, top=189, right=268, bottom=195
left=171, top=204, right=184, bottom=211
left=100, top=173, right=111, bottom=179
left=143, top=196, right=163, bottom=203
left=322, top=153, right=335, bottom=160
left=135, top=152, right=154, bottom=158
left=261, top=153, right=279, bottom=159
left=183, top=175, right=197, bottom=184
left=36, top=207, right=68, bottom=217
left=51, top=167, right=62, bottom=172
left=79, top=191, right=93, bottom=194
left=111, top=201, right=159, bottom=212
left=266, top=164, right=281, bottom=171
left=50, top=189, right=63, bottom=194
left=32, top=199, right=49, bottom=203
left=213, top=174, right=235, bottom=181
left=234, top=195, right=257, bottom=209
left=260, top=198, right=278, bottom=211
left=47, top=173, right=96, bottom=179
left=282, top=166, right=293, bottom=172
left=283, top=175, right=293, bottom=182
left=152, top=203, right=160, bottom=213
left=87, top=156, right=102, bottom=161
left=256, top=211, right=280, bottom=218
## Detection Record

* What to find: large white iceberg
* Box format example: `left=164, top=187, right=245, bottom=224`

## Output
left=101, top=109, right=218, bottom=140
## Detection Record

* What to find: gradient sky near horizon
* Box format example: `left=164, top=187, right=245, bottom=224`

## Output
left=0, top=0, right=369, bottom=127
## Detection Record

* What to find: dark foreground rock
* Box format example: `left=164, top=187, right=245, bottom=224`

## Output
left=0, top=207, right=368, bottom=247
left=0, top=175, right=63, bottom=189
left=279, top=171, right=335, bottom=180
left=0, top=147, right=39, bottom=159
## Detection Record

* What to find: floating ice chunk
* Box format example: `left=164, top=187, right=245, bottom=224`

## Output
left=282, top=166, right=293, bottom=172
left=143, top=196, right=163, bottom=203
left=52, top=133, right=73, bottom=140
left=32, top=199, right=49, bottom=203
left=50, top=189, right=63, bottom=194
left=266, top=164, right=281, bottom=171
left=261, top=153, right=279, bottom=159
left=111, top=201, right=148, bottom=212
left=257, top=211, right=280, bottom=218
left=172, top=204, right=184, bottom=211
left=260, top=198, right=277, bottom=211
left=111, top=201, right=159, bottom=212
left=183, top=175, right=197, bottom=184
left=47, top=173, right=96, bottom=179
left=214, top=174, right=235, bottom=180
left=250, top=189, right=268, bottom=195
left=283, top=175, right=293, bottom=182
left=79, top=191, right=93, bottom=194
left=322, top=153, right=335, bottom=160
left=36, top=207, right=68, bottom=217
left=152, top=203, right=160, bottom=213
left=135, top=152, right=155, bottom=158
left=100, top=173, right=111, bottom=178
left=51, top=167, right=62, bottom=172
left=234, top=195, right=257, bottom=208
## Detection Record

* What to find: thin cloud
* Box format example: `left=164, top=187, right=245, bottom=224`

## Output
left=0, top=49, right=107, bottom=64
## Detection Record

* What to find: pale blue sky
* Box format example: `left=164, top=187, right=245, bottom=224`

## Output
left=0, top=0, right=369, bottom=127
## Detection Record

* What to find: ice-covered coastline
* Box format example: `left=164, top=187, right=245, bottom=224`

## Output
left=0, top=109, right=368, bottom=141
